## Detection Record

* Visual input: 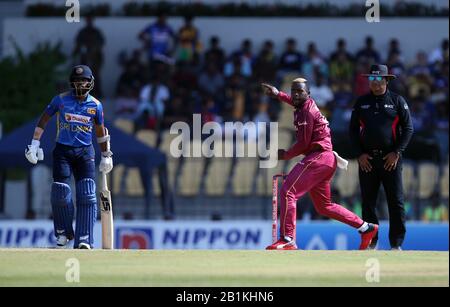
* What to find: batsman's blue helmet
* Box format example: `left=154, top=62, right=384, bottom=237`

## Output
left=70, top=65, right=94, bottom=80
left=70, top=65, right=95, bottom=96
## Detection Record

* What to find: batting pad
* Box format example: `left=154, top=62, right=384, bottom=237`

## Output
left=75, top=178, right=97, bottom=248
left=51, top=182, right=74, bottom=239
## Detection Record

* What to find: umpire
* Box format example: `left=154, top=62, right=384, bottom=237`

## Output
left=350, top=64, right=413, bottom=250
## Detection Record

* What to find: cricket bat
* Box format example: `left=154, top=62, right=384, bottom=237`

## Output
left=100, top=171, right=114, bottom=249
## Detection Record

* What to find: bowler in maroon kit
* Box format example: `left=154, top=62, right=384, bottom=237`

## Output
left=262, top=78, right=378, bottom=250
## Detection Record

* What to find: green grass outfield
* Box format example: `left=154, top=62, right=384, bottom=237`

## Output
left=0, top=249, right=448, bottom=287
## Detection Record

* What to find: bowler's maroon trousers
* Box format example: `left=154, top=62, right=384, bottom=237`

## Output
left=278, top=92, right=363, bottom=239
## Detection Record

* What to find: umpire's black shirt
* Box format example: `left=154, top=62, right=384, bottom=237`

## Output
left=350, top=90, right=414, bottom=156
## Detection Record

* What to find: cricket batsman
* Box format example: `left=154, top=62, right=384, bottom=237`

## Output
left=262, top=79, right=378, bottom=250
left=25, top=65, right=113, bottom=249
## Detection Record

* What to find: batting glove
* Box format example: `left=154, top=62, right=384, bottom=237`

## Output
left=99, top=152, right=113, bottom=174
left=25, top=140, right=44, bottom=164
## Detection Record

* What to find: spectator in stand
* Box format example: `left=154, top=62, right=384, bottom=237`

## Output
left=225, top=39, right=253, bottom=77
left=198, top=62, right=225, bottom=103
left=330, top=38, right=354, bottom=62
left=408, top=92, right=440, bottom=162
left=73, top=16, right=105, bottom=97
left=329, top=96, right=353, bottom=134
left=387, top=38, right=402, bottom=62
left=410, top=93, right=436, bottom=137
left=126, top=49, right=147, bottom=71
left=356, top=36, right=381, bottom=64
left=201, top=96, right=221, bottom=125
left=332, top=79, right=354, bottom=109
left=135, top=74, right=170, bottom=132
left=138, top=12, right=176, bottom=65
left=353, top=60, right=371, bottom=96
left=302, top=42, right=328, bottom=84
left=225, top=56, right=248, bottom=91
left=329, top=39, right=354, bottom=93
left=253, top=40, right=278, bottom=84
left=309, top=72, right=334, bottom=116
left=171, top=60, right=198, bottom=91
left=225, top=58, right=248, bottom=121
left=430, top=61, right=449, bottom=107
left=224, top=53, right=246, bottom=79
left=115, top=60, right=145, bottom=115
left=278, top=38, right=304, bottom=73
left=204, top=36, right=226, bottom=71
left=387, top=51, right=407, bottom=95
left=118, top=49, right=147, bottom=88
left=115, top=87, right=139, bottom=117
left=176, top=15, right=201, bottom=65
left=428, top=38, right=449, bottom=65
left=329, top=72, right=354, bottom=140
left=387, top=51, right=405, bottom=77
left=161, top=93, right=193, bottom=130
left=409, top=51, right=432, bottom=77
left=329, top=51, right=354, bottom=92
left=407, top=62, right=433, bottom=99
left=418, top=89, right=438, bottom=132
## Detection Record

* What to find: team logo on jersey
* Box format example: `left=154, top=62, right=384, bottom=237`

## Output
left=87, top=108, right=96, bottom=115
left=384, top=104, right=394, bottom=109
left=361, top=105, right=370, bottom=109
left=65, top=113, right=91, bottom=124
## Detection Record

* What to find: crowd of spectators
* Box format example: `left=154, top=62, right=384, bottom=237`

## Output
left=104, top=14, right=449, bottom=167
left=72, top=15, right=449, bottom=221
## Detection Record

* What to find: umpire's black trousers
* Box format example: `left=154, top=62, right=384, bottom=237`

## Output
left=359, top=150, right=406, bottom=248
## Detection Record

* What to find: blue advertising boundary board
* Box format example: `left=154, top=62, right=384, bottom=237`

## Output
left=0, top=220, right=448, bottom=250
left=296, top=221, right=449, bottom=251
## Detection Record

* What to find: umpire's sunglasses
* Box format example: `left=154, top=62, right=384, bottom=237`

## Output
left=368, top=76, right=384, bottom=81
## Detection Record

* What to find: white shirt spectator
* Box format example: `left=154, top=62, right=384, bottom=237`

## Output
left=138, top=84, right=170, bottom=117
left=428, top=47, right=445, bottom=64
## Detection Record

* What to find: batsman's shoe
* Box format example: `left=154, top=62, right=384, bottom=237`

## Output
left=266, top=238, right=297, bottom=250
left=56, top=235, right=70, bottom=249
left=359, top=224, right=379, bottom=250
left=77, top=243, right=91, bottom=250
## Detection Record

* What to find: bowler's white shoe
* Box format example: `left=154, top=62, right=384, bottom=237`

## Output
left=56, top=235, right=69, bottom=249
left=77, top=243, right=91, bottom=249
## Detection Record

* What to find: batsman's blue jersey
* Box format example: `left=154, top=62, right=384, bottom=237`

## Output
left=46, top=91, right=104, bottom=147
